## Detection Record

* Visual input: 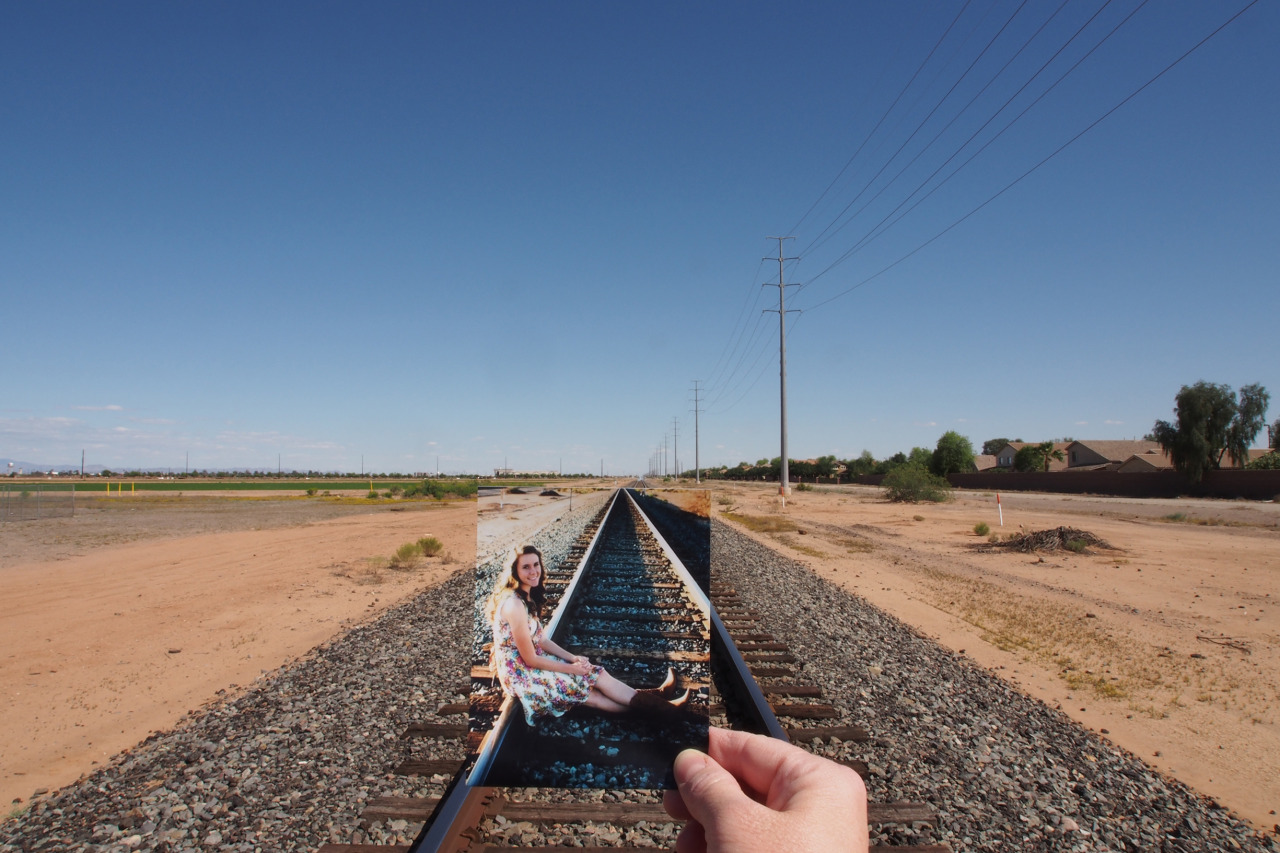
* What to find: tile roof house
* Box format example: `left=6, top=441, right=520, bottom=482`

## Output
left=1065, top=440, right=1163, bottom=470
left=973, top=454, right=999, bottom=472
left=992, top=442, right=1071, bottom=471
left=1115, top=449, right=1174, bottom=473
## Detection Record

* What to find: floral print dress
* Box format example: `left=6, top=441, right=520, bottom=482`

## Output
left=491, top=589, right=603, bottom=725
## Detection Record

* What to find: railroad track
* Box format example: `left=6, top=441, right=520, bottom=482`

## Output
left=319, top=489, right=948, bottom=852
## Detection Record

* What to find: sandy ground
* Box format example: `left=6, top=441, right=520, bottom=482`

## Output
left=680, top=482, right=1280, bottom=832
left=1, top=495, right=476, bottom=810
left=7, top=481, right=1277, bottom=834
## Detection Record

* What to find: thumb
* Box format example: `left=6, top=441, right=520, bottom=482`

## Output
left=672, top=748, right=754, bottom=829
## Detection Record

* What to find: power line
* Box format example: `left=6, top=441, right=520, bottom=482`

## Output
left=801, top=0, right=1260, bottom=312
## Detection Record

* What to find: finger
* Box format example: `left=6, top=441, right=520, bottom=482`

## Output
left=707, top=727, right=860, bottom=812
left=673, top=818, right=707, bottom=853
left=662, top=787, right=692, bottom=821
left=672, top=749, right=749, bottom=824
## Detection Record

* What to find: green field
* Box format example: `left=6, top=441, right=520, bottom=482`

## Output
left=4, top=478, right=478, bottom=495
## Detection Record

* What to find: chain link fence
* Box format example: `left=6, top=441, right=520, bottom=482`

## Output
left=1, top=483, right=76, bottom=521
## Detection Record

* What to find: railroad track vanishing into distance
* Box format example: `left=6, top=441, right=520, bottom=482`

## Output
left=320, top=487, right=947, bottom=852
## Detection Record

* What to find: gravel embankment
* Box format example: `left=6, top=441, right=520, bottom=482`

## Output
left=0, top=496, right=611, bottom=853
left=5, top=499, right=1275, bottom=852
left=711, top=521, right=1277, bottom=852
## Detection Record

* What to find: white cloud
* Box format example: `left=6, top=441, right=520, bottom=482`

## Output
left=1104, top=419, right=1124, bottom=426
left=74, top=404, right=124, bottom=411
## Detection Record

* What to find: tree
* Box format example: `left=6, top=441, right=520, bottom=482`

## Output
left=1152, top=381, right=1270, bottom=483
left=882, top=465, right=952, bottom=503
left=1270, top=418, right=1280, bottom=451
left=981, top=437, right=1020, bottom=456
left=1014, top=441, right=1064, bottom=472
left=845, top=450, right=876, bottom=477
left=931, top=431, right=975, bottom=476
left=908, top=446, right=934, bottom=469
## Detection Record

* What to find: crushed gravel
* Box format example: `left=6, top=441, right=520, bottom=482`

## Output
left=4, top=497, right=1274, bottom=852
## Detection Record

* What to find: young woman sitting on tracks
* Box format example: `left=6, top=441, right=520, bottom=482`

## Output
left=485, top=544, right=688, bottom=725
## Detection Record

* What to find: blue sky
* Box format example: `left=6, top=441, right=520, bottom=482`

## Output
left=3, top=1, right=1276, bottom=475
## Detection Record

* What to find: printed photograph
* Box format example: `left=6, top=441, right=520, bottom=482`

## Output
left=467, top=484, right=710, bottom=788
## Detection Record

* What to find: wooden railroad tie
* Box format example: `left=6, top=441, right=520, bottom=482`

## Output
left=348, top=793, right=937, bottom=834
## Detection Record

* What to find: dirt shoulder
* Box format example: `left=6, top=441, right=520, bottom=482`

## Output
left=0, top=496, right=475, bottom=810
left=702, top=482, right=1280, bottom=832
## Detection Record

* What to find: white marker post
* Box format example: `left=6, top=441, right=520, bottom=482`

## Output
left=997, top=492, right=1004, bottom=527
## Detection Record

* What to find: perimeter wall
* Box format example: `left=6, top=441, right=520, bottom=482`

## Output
left=849, top=470, right=1280, bottom=501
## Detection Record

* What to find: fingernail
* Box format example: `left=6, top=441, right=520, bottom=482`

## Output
left=672, top=748, right=709, bottom=785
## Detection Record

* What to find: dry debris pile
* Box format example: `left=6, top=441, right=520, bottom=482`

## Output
left=995, top=526, right=1113, bottom=553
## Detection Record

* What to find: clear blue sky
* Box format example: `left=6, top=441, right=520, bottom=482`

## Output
left=4, top=1, right=1276, bottom=475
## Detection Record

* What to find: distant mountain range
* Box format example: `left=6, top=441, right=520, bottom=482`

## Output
left=1, top=458, right=105, bottom=474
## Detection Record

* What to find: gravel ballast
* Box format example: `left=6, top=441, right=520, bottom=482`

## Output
left=712, top=521, right=1276, bottom=852
left=4, top=500, right=1275, bottom=852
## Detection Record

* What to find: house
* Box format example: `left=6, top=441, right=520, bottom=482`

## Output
left=1065, top=440, right=1162, bottom=469
left=973, top=454, right=999, bottom=472
left=1115, top=449, right=1174, bottom=473
left=992, top=442, right=1071, bottom=471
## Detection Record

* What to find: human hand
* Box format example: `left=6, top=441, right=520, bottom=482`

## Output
left=663, top=727, right=868, bottom=853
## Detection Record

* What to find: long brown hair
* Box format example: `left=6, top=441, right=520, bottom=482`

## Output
left=485, top=544, right=546, bottom=621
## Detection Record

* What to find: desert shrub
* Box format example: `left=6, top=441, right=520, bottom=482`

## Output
left=415, top=479, right=479, bottom=499
left=1164, top=512, right=1186, bottom=521
left=795, top=482, right=813, bottom=492
left=913, top=514, right=925, bottom=522
left=1065, top=538, right=1088, bottom=553
left=367, top=490, right=380, bottom=499
left=974, top=521, right=990, bottom=536
left=988, top=532, right=1001, bottom=543
left=306, top=487, right=317, bottom=497
left=418, top=536, right=444, bottom=557
left=390, top=542, right=420, bottom=567
left=389, top=485, right=404, bottom=497
left=882, top=465, right=952, bottom=503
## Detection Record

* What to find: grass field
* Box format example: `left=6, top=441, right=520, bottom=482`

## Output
left=4, top=478, right=472, bottom=493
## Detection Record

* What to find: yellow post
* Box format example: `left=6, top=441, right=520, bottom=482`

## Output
left=131, top=482, right=135, bottom=494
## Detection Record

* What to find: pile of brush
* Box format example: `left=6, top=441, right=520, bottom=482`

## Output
left=995, top=526, right=1112, bottom=553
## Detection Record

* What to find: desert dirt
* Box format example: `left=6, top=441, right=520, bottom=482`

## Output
left=0, top=494, right=476, bottom=811
left=5, top=481, right=1278, bottom=835
left=684, top=481, right=1280, bottom=832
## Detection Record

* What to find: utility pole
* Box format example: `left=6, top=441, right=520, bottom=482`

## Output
left=690, top=380, right=704, bottom=483
left=765, top=236, right=799, bottom=504
left=671, top=417, right=679, bottom=480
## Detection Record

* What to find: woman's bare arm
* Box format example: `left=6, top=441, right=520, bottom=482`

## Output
left=501, top=598, right=591, bottom=675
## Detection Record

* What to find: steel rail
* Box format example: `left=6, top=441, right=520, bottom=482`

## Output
left=411, top=490, right=619, bottom=852
left=409, top=488, right=785, bottom=852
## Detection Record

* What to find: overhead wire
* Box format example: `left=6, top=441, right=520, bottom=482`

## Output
left=801, top=0, right=1033, bottom=261
left=802, top=0, right=1128, bottom=289
left=800, top=0, right=1261, bottom=313
left=788, top=0, right=974, bottom=242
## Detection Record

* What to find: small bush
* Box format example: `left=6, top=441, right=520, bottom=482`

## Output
left=988, top=532, right=1001, bottom=543
left=974, top=521, right=990, bottom=536
left=418, top=536, right=444, bottom=557
left=305, top=488, right=317, bottom=497
left=795, top=482, right=813, bottom=492
left=367, top=490, right=380, bottom=499
left=388, top=485, right=404, bottom=497
left=913, top=514, right=925, bottom=522
left=391, top=542, right=420, bottom=566
left=1164, top=512, right=1186, bottom=522
left=1065, top=538, right=1088, bottom=553
left=882, top=465, right=952, bottom=503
